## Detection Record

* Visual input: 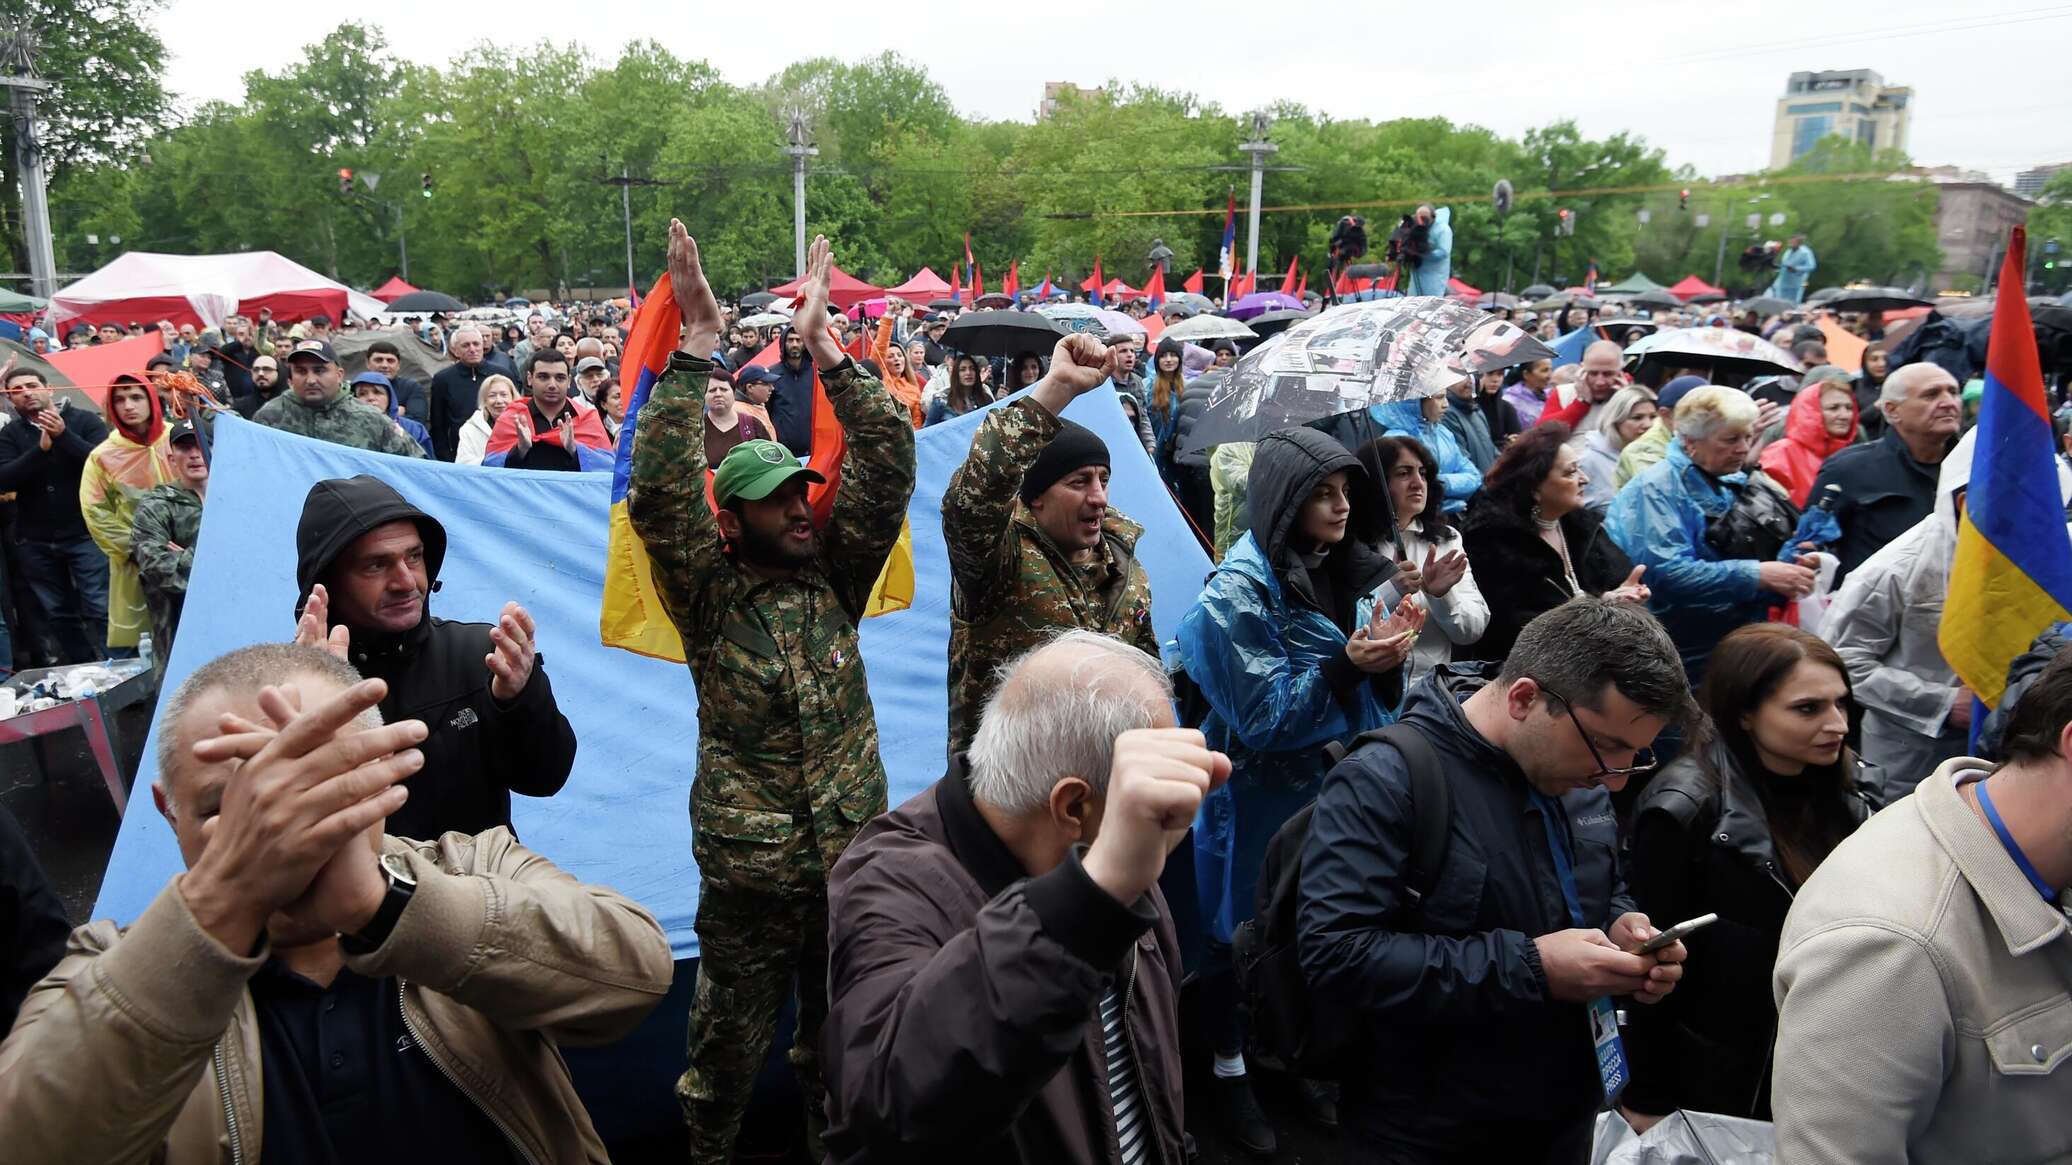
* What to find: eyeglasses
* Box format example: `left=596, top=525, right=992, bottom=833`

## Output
left=1532, top=679, right=1657, bottom=778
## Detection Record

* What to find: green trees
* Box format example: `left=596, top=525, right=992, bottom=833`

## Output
left=36, top=25, right=1950, bottom=301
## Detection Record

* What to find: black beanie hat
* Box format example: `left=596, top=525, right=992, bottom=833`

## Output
left=1019, top=421, right=1111, bottom=504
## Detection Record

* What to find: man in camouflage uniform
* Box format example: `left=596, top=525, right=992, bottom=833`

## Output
left=129, top=417, right=207, bottom=663
left=626, top=225, right=914, bottom=1165
left=251, top=339, right=427, bottom=459
left=943, top=332, right=1159, bottom=754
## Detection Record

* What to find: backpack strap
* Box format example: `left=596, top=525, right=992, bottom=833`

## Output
left=1321, top=723, right=1454, bottom=903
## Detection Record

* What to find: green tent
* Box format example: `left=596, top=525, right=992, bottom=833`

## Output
left=0, top=288, right=48, bottom=313
left=1600, top=273, right=1666, bottom=295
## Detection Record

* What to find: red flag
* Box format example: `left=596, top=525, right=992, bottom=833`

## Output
left=964, top=232, right=975, bottom=287
left=949, top=263, right=962, bottom=304
left=1293, top=271, right=1307, bottom=300
left=1145, top=267, right=1166, bottom=308
left=1234, top=269, right=1255, bottom=298
left=1281, top=255, right=1298, bottom=293
left=1182, top=268, right=1204, bottom=295
left=973, top=261, right=985, bottom=301
left=1334, top=272, right=1354, bottom=295
left=1088, top=256, right=1106, bottom=305
left=1004, top=260, right=1019, bottom=300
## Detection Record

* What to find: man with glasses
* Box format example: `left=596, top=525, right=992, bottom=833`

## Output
left=1298, top=597, right=1696, bottom=1164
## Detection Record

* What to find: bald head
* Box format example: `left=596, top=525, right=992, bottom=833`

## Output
left=575, top=337, right=605, bottom=361
left=1879, top=361, right=1952, bottom=407
left=1580, top=341, right=1626, bottom=403
left=967, top=630, right=1174, bottom=815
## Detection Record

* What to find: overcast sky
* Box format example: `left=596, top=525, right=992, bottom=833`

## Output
left=152, top=0, right=2071, bottom=185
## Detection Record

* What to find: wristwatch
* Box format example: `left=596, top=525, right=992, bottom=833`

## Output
left=341, top=851, right=417, bottom=955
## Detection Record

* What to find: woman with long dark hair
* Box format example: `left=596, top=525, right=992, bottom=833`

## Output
left=922, top=354, right=993, bottom=426
left=1460, top=423, right=1648, bottom=661
left=1147, top=338, right=1188, bottom=463
left=1622, top=624, right=1878, bottom=1126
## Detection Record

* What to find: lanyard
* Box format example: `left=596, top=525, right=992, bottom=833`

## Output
left=1977, top=779, right=2059, bottom=906
left=1530, top=791, right=1588, bottom=929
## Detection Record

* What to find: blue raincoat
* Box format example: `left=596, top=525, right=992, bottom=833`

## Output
left=1178, top=427, right=1399, bottom=944
left=1604, top=439, right=1766, bottom=677
left=1369, top=399, right=1482, bottom=513
left=1768, top=243, right=1817, bottom=304
left=1407, top=207, right=1453, bottom=298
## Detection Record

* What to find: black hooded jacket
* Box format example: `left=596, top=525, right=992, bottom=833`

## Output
left=294, top=475, right=577, bottom=840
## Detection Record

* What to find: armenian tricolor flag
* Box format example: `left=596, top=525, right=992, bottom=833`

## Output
left=1217, top=191, right=1237, bottom=282
left=602, top=274, right=914, bottom=661
left=1087, top=256, right=1106, bottom=306
left=1145, top=267, right=1166, bottom=309
left=1939, top=226, right=2072, bottom=735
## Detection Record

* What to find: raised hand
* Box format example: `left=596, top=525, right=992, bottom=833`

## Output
left=292, top=584, right=351, bottom=661
left=179, top=679, right=427, bottom=953
left=667, top=218, right=724, bottom=356
left=1030, top=333, right=1115, bottom=416
left=484, top=601, right=537, bottom=702
left=796, top=235, right=845, bottom=369
left=512, top=413, right=534, bottom=457
left=1081, top=728, right=1232, bottom=904
left=1603, top=565, right=1650, bottom=605
left=1347, top=596, right=1427, bottom=673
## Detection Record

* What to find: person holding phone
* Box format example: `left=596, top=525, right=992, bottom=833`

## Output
left=1621, top=624, right=1879, bottom=1127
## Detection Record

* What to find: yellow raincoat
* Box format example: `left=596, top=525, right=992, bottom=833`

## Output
left=80, top=378, right=174, bottom=650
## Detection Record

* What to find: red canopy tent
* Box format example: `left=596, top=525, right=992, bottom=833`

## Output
left=766, top=266, right=886, bottom=312
left=371, top=275, right=420, bottom=304
left=885, top=267, right=952, bottom=300
left=1445, top=276, right=1481, bottom=299
left=1080, top=276, right=1141, bottom=299
left=1668, top=274, right=1727, bottom=302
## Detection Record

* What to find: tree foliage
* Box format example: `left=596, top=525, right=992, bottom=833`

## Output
left=40, top=26, right=1945, bottom=301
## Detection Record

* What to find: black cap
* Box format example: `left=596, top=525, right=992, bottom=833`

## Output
left=283, top=338, right=338, bottom=365
left=167, top=417, right=200, bottom=445
left=1019, top=421, right=1110, bottom=504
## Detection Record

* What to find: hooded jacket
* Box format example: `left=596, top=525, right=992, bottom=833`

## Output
left=81, top=377, right=176, bottom=649
left=0, top=829, right=673, bottom=1165
left=1298, top=665, right=1634, bottom=1150
left=1605, top=439, right=1768, bottom=678
left=358, top=378, right=437, bottom=459
left=942, top=398, right=1157, bottom=756
left=1624, top=737, right=1878, bottom=1119
left=822, top=764, right=1186, bottom=1165
left=1406, top=207, right=1453, bottom=298
left=1368, top=400, right=1481, bottom=513
left=1177, top=427, right=1399, bottom=943
left=1758, top=382, right=1858, bottom=507
left=294, top=475, right=577, bottom=839
left=1440, top=388, right=1500, bottom=472
left=1820, top=431, right=2072, bottom=796
left=767, top=341, right=817, bottom=455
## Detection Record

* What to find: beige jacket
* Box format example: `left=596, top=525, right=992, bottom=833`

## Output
left=1772, top=758, right=2072, bottom=1164
left=0, top=829, right=675, bottom=1164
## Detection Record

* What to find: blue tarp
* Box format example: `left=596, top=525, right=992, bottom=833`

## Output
left=94, top=389, right=1211, bottom=960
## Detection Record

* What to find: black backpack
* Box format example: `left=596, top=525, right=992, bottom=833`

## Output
left=1231, top=722, right=1452, bottom=1077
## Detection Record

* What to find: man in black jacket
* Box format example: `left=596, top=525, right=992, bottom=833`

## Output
left=824, top=630, right=1221, bottom=1165
left=290, top=475, right=577, bottom=838
left=0, top=366, right=113, bottom=662
left=767, top=327, right=817, bottom=456
left=1299, top=598, right=1693, bottom=1163
left=0, top=802, right=71, bottom=1032
left=1807, top=362, right=1961, bottom=582
left=427, top=327, right=502, bottom=461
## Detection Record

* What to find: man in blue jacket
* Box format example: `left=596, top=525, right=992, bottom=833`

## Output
left=1299, top=597, right=1693, bottom=1163
left=767, top=325, right=818, bottom=457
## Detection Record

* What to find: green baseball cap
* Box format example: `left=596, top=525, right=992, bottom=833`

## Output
left=712, top=440, right=825, bottom=506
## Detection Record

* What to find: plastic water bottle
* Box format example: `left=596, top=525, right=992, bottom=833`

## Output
left=138, top=634, right=154, bottom=672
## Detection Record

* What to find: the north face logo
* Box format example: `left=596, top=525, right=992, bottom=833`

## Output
left=450, top=707, right=479, bottom=731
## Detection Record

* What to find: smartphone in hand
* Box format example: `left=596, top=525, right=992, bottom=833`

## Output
left=1636, top=913, right=1718, bottom=955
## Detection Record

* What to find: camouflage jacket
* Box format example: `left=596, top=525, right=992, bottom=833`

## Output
left=942, top=398, right=1157, bottom=754
left=251, top=387, right=428, bottom=459
left=130, top=482, right=203, bottom=651
left=626, top=351, right=915, bottom=895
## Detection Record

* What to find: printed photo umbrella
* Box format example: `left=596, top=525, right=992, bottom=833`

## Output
left=1160, top=315, right=1259, bottom=343
left=1180, top=296, right=1554, bottom=454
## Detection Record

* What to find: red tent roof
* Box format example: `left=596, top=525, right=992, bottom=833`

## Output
left=371, top=275, right=420, bottom=304
left=1446, top=276, right=1481, bottom=299
left=1668, top=274, right=1726, bottom=302
left=886, top=267, right=951, bottom=299
left=766, top=265, right=886, bottom=311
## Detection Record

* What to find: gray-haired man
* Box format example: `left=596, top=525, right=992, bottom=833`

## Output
left=822, top=630, right=1226, bottom=1164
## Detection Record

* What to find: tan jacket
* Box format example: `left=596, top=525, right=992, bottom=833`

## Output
left=1772, top=758, right=2072, bottom=1164
left=0, top=829, right=675, bottom=1164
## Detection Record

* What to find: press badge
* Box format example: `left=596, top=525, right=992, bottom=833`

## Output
left=1590, top=996, right=1629, bottom=1101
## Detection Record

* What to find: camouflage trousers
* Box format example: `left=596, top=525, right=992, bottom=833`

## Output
left=677, top=881, right=831, bottom=1165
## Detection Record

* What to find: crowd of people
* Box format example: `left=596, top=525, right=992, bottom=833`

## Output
left=2, top=211, right=2071, bottom=1165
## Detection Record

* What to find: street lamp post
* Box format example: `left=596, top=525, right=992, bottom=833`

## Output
left=782, top=109, right=818, bottom=280
left=2, top=22, right=58, bottom=299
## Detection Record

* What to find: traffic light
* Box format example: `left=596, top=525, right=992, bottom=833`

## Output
left=421, top=172, right=433, bottom=199
left=1679, top=188, right=1690, bottom=210
left=337, top=168, right=353, bottom=195
left=1556, top=208, right=1574, bottom=236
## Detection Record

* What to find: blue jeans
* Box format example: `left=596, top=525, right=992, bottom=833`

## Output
left=18, top=535, right=109, bottom=663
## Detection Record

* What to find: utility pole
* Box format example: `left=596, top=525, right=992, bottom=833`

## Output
left=2, top=22, right=57, bottom=300
left=600, top=164, right=664, bottom=292
left=1237, top=111, right=1277, bottom=280
left=782, top=109, right=818, bottom=279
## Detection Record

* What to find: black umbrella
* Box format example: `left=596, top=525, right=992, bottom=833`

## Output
left=928, top=297, right=965, bottom=311
left=385, top=290, right=468, bottom=313
left=1476, top=292, right=1521, bottom=309
left=941, top=310, right=1063, bottom=358
left=1628, top=288, right=1684, bottom=310
left=1819, top=286, right=1933, bottom=313
left=972, top=292, right=1014, bottom=308
left=1519, top=283, right=1557, bottom=299
left=1806, top=286, right=1848, bottom=304
left=739, top=290, right=778, bottom=308
left=1345, top=262, right=1387, bottom=279
left=1246, top=309, right=1315, bottom=337
left=1738, top=295, right=1796, bottom=317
